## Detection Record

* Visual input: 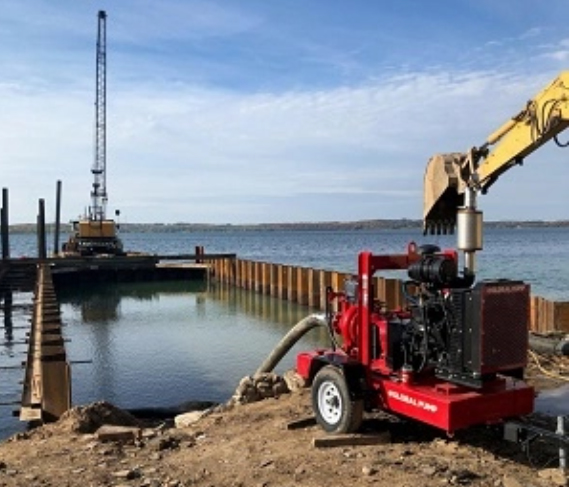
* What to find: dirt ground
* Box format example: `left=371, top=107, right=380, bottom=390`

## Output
left=0, top=355, right=568, bottom=487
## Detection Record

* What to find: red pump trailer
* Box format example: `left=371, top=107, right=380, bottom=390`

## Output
left=296, top=243, right=535, bottom=435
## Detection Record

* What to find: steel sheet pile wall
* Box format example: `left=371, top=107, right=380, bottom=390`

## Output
left=19, top=265, right=71, bottom=422
left=210, top=257, right=569, bottom=334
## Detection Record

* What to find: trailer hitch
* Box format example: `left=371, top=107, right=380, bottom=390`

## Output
left=504, top=416, right=568, bottom=470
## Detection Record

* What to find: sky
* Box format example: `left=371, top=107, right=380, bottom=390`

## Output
left=2, top=1, right=569, bottom=224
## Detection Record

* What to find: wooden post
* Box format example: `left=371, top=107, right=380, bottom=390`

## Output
left=37, top=198, right=47, bottom=260
left=554, top=302, right=569, bottom=332
left=261, top=262, right=270, bottom=295
left=277, top=265, right=287, bottom=300
left=375, top=276, right=386, bottom=304
left=270, top=264, right=279, bottom=297
left=538, top=297, right=553, bottom=333
left=297, top=267, right=308, bottom=305
left=287, top=266, right=297, bottom=302
left=530, top=296, right=539, bottom=333
left=231, top=258, right=238, bottom=286
left=307, top=268, right=320, bottom=309
left=239, top=259, right=246, bottom=288
left=319, top=270, right=332, bottom=310
left=224, top=258, right=230, bottom=284
left=244, top=260, right=251, bottom=290
left=329, top=271, right=344, bottom=313
left=1, top=188, right=9, bottom=260
left=254, top=261, right=262, bottom=293
left=330, top=271, right=341, bottom=294
left=234, top=259, right=241, bottom=287
left=195, top=245, right=204, bottom=264
left=384, top=278, right=402, bottom=309
left=53, top=180, right=62, bottom=256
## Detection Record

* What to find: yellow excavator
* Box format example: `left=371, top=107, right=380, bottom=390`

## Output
left=424, top=71, right=569, bottom=276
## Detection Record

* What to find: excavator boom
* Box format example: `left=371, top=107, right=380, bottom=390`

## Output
left=424, top=71, right=569, bottom=234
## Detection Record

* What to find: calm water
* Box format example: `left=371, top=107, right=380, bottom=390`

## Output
left=1, top=227, right=568, bottom=438
left=8, top=226, right=569, bottom=299
left=0, top=278, right=327, bottom=439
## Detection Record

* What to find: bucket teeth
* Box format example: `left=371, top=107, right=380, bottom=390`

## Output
left=423, top=219, right=456, bottom=236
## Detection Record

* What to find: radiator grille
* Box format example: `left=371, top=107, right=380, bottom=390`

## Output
left=476, top=281, right=529, bottom=374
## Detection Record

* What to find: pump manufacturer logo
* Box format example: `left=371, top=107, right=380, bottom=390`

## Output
left=387, top=390, right=438, bottom=413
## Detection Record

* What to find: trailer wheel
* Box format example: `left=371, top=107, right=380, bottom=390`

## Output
left=312, top=365, right=363, bottom=434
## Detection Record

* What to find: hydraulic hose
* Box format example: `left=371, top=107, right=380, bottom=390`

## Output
left=254, top=314, right=327, bottom=377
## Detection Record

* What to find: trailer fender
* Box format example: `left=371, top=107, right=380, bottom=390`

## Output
left=310, top=356, right=367, bottom=401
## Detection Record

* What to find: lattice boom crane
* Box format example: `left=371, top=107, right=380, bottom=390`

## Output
left=63, top=10, right=123, bottom=256
left=90, top=10, right=107, bottom=222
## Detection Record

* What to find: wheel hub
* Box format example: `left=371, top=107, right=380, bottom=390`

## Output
left=318, top=381, right=342, bottom=425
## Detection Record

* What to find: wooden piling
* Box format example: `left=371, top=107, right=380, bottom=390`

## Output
left=554, top=302, right=569, bottom=332
left=297, top=267, right=309, bottom=306
left=37, top=199, right=47, bottom=260
left=277, top=265, right=287, bottom=300
left=260, top=262, right=269, bottom=295
left=287, top=266, right=297, bottom=302
left=253, top=261, right=262, bottom=294
left=307, top=268, right=319, bottom=309
left=243, top=260, right=251, bottom=290
left=206, top=256, right=569, bottom=333
left=318, top=270, right=332, bottom=310
left=270, top=264, right=279, bottom=297
left=53, top=181, right=62, bottom=257
left=1, top=188, right=9, bottom=260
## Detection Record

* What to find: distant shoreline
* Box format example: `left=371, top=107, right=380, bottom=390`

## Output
left=6, top=219, right=569, bottom=234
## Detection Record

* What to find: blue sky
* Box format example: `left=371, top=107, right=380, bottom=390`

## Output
left=2, top=0, right=569, bottom=224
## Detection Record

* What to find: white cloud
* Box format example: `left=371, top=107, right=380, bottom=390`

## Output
left=2, top=1, right=569, bottom=224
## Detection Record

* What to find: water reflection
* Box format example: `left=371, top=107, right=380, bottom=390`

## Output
left=2, top=291, right=13, bottom=342
left=0, top=292, right=34, bottom=439
left=206, top=282, right=330, bottom=342
left=56, top=280, right=328, bottom=416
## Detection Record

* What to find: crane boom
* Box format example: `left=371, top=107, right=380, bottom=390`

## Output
left=90, top=10, right=107, bottom=222
left=63, top=10, right=123, bottom=256
left=423, top=71, right=569, bottom=235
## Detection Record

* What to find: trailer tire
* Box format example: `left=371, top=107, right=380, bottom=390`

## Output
left=312, top=365, right=363, bottom=434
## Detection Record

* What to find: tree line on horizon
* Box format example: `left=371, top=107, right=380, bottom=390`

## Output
left=5, top=219, right=569, bottom=234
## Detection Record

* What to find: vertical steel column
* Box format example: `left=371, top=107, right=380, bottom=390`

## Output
left=37, top=199, right=47, bottom=260
left=53, top=180, right=62, bottom=256
left=1, top=188, right=9, bottom=259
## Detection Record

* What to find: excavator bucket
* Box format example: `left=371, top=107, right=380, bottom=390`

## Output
left=423, top=153, right=466, bottom=235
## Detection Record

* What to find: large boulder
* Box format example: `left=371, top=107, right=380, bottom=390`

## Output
left=56, top=401, right=139, bottom=434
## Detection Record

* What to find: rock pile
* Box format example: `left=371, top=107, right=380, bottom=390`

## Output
left=55, top=401, right=139, bottom=434
left=229, top=372, right=290, bottom=405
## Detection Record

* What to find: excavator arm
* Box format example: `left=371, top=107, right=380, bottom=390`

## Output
left=424, top=71, right=569, bottom=234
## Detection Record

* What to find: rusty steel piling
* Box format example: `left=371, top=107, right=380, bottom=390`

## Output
left=209, top=256, right=569, bottom=333
left=19, top=265, right=71, bottom=422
